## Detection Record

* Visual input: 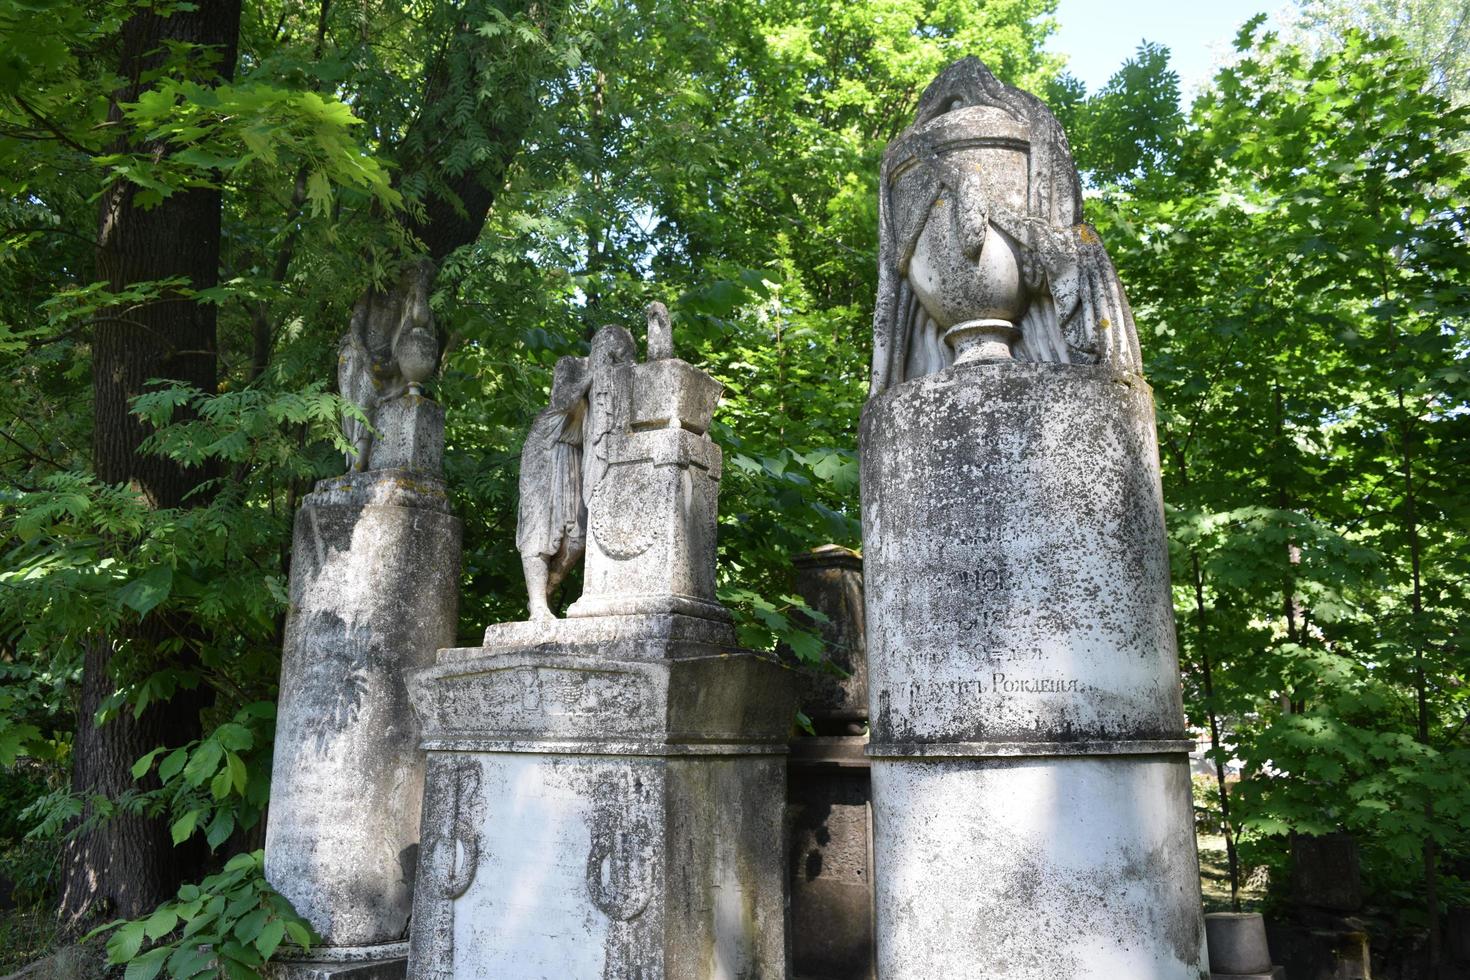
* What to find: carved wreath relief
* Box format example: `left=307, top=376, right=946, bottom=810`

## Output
left=414, top=757, right=486, bottom=980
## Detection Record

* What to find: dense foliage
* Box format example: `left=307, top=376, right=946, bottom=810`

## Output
left=0, top=0, right=1465, bottom=974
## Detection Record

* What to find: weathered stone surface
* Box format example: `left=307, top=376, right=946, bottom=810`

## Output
left=368, top=394, right=444, bottom=474
left=262, top=945, right=407, bottom=980
left=1206, top=913, right=1273, bottom=975
left=569, top=421, right=725, bottom=621
left=409, top=648, right=793, bottom=750
left=408, top=747, right=787, bottom=978
left=477, top=611, right=735, bottom=656
left=406, top=640, right=794, bottom=979
left=789, top=545, right=867, bottom=728
left=871, top=58, right=1142, bottom=394
left=264, top=470, right=462, bottom=949
left=873, top=755, right=1204, bottom=979
left=629, top=358, right=722, bottom=435
left=787, top=737, right=874, bottom=980
left=861, top=362, right=1186, bottom=750
left=263, top=965, right=403, bottom=980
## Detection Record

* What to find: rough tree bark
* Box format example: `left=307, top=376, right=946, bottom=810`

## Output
left=60, top=0, right=242, bottom=927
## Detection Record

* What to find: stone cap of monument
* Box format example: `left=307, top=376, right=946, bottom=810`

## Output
left=791, top=543, right=862, bottom=572
left=408, top=644, right=795, bottom=755
left=476, top=611, right=735, bottom=660
left=629, top=358, right=723, bottom=435
left=305, top=468, right=451, bottom=512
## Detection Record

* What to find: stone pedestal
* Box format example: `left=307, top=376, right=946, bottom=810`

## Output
left=1206, top=912, right=1283, bottom=979
left=369, top=394, right=445, bottom=474
left=263, top=471, right=462, bottom=975
left=787, top=737, right=874, bottom=980
left=404, top=616, right=793, bottom=979
left=785, top=545, right=874, bottom=980
left=859, top=361, right=1207, bottom=979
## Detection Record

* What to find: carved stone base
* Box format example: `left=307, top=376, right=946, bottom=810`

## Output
left=262, top=942, right=407, bottom=979
left=262, top=960, right=405, bottom=980
left=406, top=624, right=795, bottom=978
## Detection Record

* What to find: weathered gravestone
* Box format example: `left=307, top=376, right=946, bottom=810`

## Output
left=859, top=58, right=1209, bottom=979
left=784, top=545, right=876, bottom=980
left=405, top=304, right=793, bottom=979
left=263, top=260, right=462, bottom=979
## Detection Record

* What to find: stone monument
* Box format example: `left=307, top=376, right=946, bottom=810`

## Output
left=860, top=58, right=1208, bottom=978
left=785, top=545, right=875, bottom=980
left=263, top=260, right=462, bottom=979
left=405, top=303, right=793, bottom=979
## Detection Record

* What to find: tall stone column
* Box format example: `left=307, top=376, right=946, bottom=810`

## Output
left=264, top=267, right=462, bottom=979
left=405, top=310, right=792, bottom=979
left=861, top=58, right=1207, bottom=979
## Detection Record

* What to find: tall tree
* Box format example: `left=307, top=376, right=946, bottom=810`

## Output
left=61, top=0, right=243, bottom=925
left=1096, top=23, right=1470, bottom=970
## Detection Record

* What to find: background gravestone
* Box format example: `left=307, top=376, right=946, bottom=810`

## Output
left=785, top=545, right=875, bottom=980
left=262, top=265, right=461, bottom=980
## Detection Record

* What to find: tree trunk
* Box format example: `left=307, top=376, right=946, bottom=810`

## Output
left=60, top=0, right=242, bottom=927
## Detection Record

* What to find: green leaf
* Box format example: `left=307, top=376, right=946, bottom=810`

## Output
left=116, top=566, right=173, bottom=616
left=158, top=747, right=189, bottom=782
left=142, top=906, right=178, bottom=941
left=232, top=907, right=268, bottom=943
left=131, top=747, right=164, bottom=779
left=106, top=920, right=147, bottom=964
left=183, top=740, right=223, bottom=786
left=256, top=919, right=287, bottom=959
left=170, top=809, right=203, bottom=846
left=123, top=947, right=169, bottom=980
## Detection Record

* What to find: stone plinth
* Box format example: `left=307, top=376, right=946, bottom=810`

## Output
left=262, top=944, right=409, bottom=980
left=405, top=617, right=793, bottom=979
left=859, top=361, right=1206, bottom=979
left=264, top=470, right=462, bottom=964
left=1205, top=913, right=1275, bottom=978
left=787, top=737, right=874, bottom=980
left=369, top=394, right=444, bottom=474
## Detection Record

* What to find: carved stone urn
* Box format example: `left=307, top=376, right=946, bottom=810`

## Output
left=395, top=326, right=440, bottom=395
left=889, top=104, right=1031, bottom=363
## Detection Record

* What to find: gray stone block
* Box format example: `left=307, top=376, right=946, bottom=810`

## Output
left=570, top=425, right=726, bottom=620
left=789, top=545, right=867, bottom=729
left=1206, top=913, right=1273, bottom=974
left=367, top=394, right=444, bottom=474
left=262, top=944, right=407, bottom=980
left=861, top=361, right=1187, bottom=751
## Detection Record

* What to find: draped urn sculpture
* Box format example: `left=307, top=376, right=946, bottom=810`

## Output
left=872, top=57, right=1142, bottom=391
left=860, top=58, right=1208, bottom=980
